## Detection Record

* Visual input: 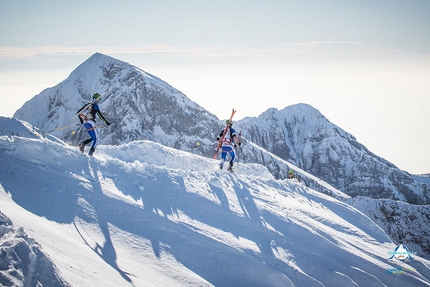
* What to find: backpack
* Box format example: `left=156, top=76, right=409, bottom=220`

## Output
left=221, top=128, right=236, bottom=145
left=79, top=104, right=94, bottom=121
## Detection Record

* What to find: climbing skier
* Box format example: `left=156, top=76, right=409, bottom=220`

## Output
left=216, top=119, right=241, bottom=172
left=288, top=169, right=300, bottom=183
left=76, top=92, right=110, bottom=156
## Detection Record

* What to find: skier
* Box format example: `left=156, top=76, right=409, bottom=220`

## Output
left=216, top=119, right=241, bottom=172
left=76, top=92, right=110, bottom=156
left=288, top=169, right=300, bottom=183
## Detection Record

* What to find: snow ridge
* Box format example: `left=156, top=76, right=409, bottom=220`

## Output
left=1, top=118, right=430, bottom=286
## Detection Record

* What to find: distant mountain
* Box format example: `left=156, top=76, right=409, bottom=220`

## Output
left=236, top=105, right=430, bottom=205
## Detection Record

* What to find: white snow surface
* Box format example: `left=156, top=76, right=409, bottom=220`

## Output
left=1, top=117, right=430, bottom=287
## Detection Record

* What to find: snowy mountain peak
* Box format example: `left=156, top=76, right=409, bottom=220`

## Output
left=14, top=52, right=221, bottom=156
left=71, top=52, right=170, bottom=93
left=257, top=104, right=323, bottom=121
left=238, top=103, right=429, bottom=205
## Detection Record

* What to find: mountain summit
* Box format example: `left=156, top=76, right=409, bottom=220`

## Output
left=237, top=104, right=430, bottom=205
left=14, top=53, right=221, bottom=157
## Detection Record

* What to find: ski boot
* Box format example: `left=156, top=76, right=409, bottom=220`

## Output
left=78, top=143, right=85, bottom=153
left=88, top=147, right=95, bottom=156
left=219, top=160, right=225, bottom=170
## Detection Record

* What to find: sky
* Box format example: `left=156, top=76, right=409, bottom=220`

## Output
left=1, top=0, right=429, bottom=174
left=1, top=117, right=430, bottom=286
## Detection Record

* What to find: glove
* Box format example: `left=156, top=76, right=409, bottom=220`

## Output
left=106, top=122, right=111, bottom=126
left=238, top=142, right=241, bottom=146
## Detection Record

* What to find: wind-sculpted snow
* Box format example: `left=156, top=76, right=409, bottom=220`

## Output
left=0, top=212, right=70, bottom=287
left=1, top=118, right=430, bottom=286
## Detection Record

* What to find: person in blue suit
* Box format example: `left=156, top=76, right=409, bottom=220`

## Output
left=76, top=93, right=110, bottom=156
left=217, top=120, right=241, bottom=172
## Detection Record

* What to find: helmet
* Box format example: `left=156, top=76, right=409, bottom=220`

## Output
left=226, top=120, right=233, bottom=126
left=92, top=93, right=101, bottom=100
left=288, top=170, right=295, bottom=175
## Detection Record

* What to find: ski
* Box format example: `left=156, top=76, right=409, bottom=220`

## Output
left=41, top=88, right=109, bottom=135
left=41, top=123, right=80, bottom=135
left=72, top=124, right=108, bottom=134
left=213, top=108, right=237, bottom=159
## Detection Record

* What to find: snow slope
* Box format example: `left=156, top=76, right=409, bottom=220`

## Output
left=1, top=117, right=430, bottom=286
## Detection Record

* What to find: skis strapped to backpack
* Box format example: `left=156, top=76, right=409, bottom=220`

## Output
left=213, top=108, right=237, bottom=159
left=78, top=104, right=94, bottom=122
left=40, top=87, right=110, bottom=135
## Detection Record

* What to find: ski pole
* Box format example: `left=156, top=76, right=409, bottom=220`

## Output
left=72, top=124, right=108, bottom=134
left=236, top=145, right=243, bottom=171
left=195, top=141, right=217, bottom=147
left=236, top=130, right=243, bottom=171
left=41, top=123, right=80, bottom=135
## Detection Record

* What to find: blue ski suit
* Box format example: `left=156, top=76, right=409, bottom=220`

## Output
left=77, top=102, right=110, bottom=153
left=217, top=126, right=240, bottom=169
